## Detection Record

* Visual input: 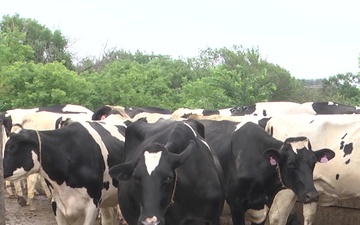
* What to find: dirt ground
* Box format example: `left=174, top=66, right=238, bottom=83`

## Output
left=4, top=195, right=231, bottom=225
left=5, top=194, right=360, bottom=225
left=4, top=194, right=232, bottom=225
left=4, top=194, right=123, bottom=225
left=5, top=195, right=56, bottom=225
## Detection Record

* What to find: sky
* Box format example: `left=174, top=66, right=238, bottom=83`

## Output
left=0, top=0, right=359, bottom=79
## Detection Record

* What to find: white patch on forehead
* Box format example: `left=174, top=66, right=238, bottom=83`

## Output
left=288, top=139, right=310, bottom=154
left=184, top=123, right=197, bottom=137
left=144, top=151, right=162, bottom=175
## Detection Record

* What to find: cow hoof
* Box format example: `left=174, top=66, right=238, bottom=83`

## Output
left=17, top=196, right=27, bottom=206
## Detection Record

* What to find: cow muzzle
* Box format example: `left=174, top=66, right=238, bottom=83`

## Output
left=141, top=216, right=160, bottom=225
left=304, top=191, right=319, bottom=203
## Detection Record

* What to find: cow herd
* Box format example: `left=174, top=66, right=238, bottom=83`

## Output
left=2, top=101, right=360, bottom=225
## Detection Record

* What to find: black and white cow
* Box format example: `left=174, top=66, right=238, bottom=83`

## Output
left=3, top=120, right=127, bottom=225
left=92, top=105, right=173, bottom=120
left=109, top=118, right=225, bottom=225
left=230, top=102, right=307, bottom=117
left=0, top=104, right=94, bottom=209
left=230, top=101, right=360, bottom=117
left=171, top=107, right=234, bottom=120
left=264, top=114, right=360, bottom=225
left=301, top=101, right=360, bottom=115
left=198, top=120, right=335, bottom=225
left=125, top=107, right=173, bottom=118
left=1, top=104, right=93, bottom=136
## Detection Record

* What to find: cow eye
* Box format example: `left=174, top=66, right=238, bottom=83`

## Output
left=163, top=176, right=173, bottom=184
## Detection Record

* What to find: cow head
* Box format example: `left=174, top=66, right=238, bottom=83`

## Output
left=110, top=140, right=195, bottom=225
left=3, top=129, right=41, bottom=181
left=263, top=137, right=335, bottom=203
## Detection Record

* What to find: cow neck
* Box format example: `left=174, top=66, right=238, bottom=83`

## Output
left=275, top=163, right=286, bottom=189
left=35, top=130, right=42, bottom=165
left=169, top=170, right=178, bottom=207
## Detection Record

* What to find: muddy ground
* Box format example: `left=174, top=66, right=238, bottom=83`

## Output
left=5, top=194, right=360, bottom=225
left=5, top=195, right=56, bottom=225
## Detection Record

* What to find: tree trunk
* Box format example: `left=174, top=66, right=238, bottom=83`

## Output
left=0, top=120, right=5, bottom=225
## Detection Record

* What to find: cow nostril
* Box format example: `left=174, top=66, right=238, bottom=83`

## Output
left=141, top=216, right=160, bottom=225
left=306, top=191, right=319, bottom=202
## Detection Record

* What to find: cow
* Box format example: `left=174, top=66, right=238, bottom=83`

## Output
left=92, top=105, right=130, bottom=120
left=92, top=105, right=172, bottom=120
left=171, top=107, right=234, bottom=120
left=20, top=111, right=96, bottom=210
left=197, top=120, right=335, bottom=225
left=0, top=104, right=94, bottom=208
left=109, top=118, right=225, bottom=225
left=131, top=112, right=172, bottom=123
left=264, top=114, right=360, bottom=225
left=230, top=101, right=310, bottom=116
left=1, top=104, right=94, bottom=136
left=301, top=101, right=360, bottom=115
left=125, top=106, right=173, bottom=118
left=230, top=101, right=360, bottom=117
left=3, top=120, right=127, bottom=225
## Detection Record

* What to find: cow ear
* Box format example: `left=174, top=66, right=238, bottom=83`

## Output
left=170, top=140, right=195, bottom=169
left=109, top=160, right=138, bottom=181
left=55, top=117, right=63, bottom=129
left=9, top=130, right=33, bottom=143
left=313, top=148, right=335, bottom=163
left=263, top=149, right=281, bottom=166
left=185, top=120, right=205, bottom=139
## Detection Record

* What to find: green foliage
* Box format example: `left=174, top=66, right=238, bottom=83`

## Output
left=0, top=61, right=94, bottom=110
left=1, top=14, right=360, bottom=111
left=322, top=73, right=360, bottom=105
left=0, top=14, right=74, bottom=70
left=0, top=30, right=34, bottom=69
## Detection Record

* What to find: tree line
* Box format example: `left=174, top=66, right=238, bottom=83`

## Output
left=1, top=14, right=360, bottom=111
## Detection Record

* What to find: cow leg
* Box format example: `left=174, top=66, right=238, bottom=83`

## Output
left=54, top=206, right=71, bottom=225
left=99, top=207, right=114, bottom=225
left=268, top=189, right=297, bottom=225
left=39, top=175, right=52, bottom=200
left=5, top=181, right=15, bottom=197
left=27, top=173, right=39, bottom=211
left=303, top=202, right=317, bottom=225
left=13, top=180, right=27, bottom=206
left=115, top=205, right=128, bottom=224
left=83, top=205, right=99, bottom=225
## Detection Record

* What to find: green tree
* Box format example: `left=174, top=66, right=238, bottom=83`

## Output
left=0, top=14, right=74, bottom=70
left=322, top=73, right=360, bottom=105
left=0, top=29, right=34, bottom=69
left=180, top=65, right=275, bottom=109
left=0, top=61, right=95, bottom=110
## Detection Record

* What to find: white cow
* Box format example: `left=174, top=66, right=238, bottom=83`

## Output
left=265, top=114, right=360, bottom=225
